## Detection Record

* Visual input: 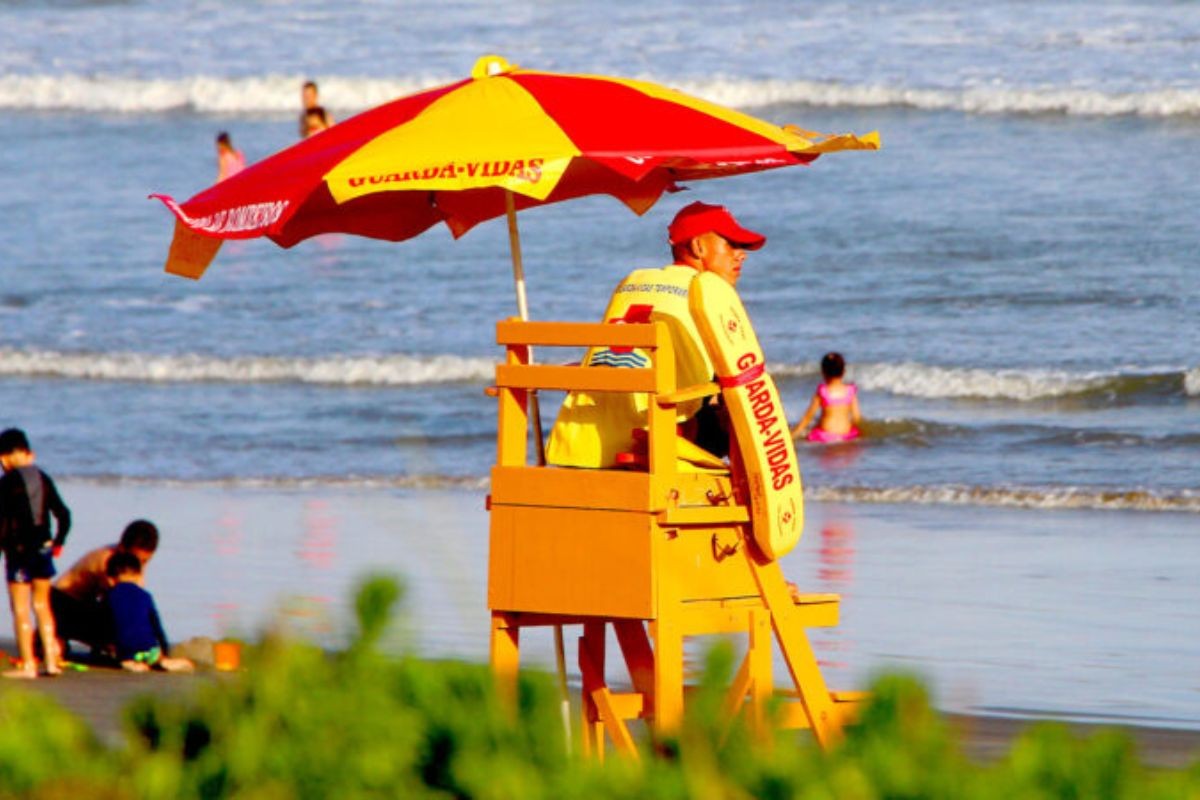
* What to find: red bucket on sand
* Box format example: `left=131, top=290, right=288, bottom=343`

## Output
left=214, top=641, right=241, bottom=671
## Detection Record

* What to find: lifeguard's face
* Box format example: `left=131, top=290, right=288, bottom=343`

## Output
left=694, top=232, right=748, bottom=286
left=302, top=84, right=318, bottom=108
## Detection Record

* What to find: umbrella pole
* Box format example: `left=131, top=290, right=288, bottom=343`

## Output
left=504, top=191, right=571, bottom=752
left=503, top=191, right=546, bottom=460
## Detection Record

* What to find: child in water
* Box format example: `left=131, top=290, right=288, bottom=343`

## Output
left=215, top=131, right=245, bottom=182
left=791, top=352, right=862, bottom=443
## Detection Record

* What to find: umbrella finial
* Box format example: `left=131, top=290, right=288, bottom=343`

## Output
left=472, top=55, right=516, bottom=79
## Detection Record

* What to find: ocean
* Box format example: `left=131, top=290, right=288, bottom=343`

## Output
left=1, top=0, right=1198, bottom=725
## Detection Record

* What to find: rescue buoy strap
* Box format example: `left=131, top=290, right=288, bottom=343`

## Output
left=717, top=362, right=765, bottom=388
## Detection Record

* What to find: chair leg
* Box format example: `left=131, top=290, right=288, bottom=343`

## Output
left=490, top=612, right=520, bottom=714
left=650, top=617, right=684, bottom=735
left=751, top=559, right=843, bottom=748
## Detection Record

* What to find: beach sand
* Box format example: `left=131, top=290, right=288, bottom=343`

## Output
left=0, top=479, right=1194, bottom=766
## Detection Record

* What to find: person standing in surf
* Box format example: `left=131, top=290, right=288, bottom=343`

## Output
left=299, top=80, right=334, bottom=138
left=791, top=352, right=863, bottom=443
left=215, top=131, right=245, bottom=182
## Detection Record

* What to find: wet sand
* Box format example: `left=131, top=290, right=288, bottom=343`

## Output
left=4, top=480, right=1196, bottom=765
left=0, top=656, right=210, bottom=742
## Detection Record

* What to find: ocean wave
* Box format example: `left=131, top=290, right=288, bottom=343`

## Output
left=797, top=415, right=1200, bottom=448
left=774, top=361, right=1197, bottom=402
left=675, top=78, right=1200, bottom=119
left=0, top=348, right=495, bottom=386
left=0, top=73, right=444, bottom=114
left=3, top=73, right=1199, bottom=119
left=855, top=417, right=969, bottom=445
left=1186, top=368, right=1200, bottom=397
left=62, top=473, right=1200, bottom=514
left=69, top=474, right=490, bottom=491
left=806, top=485, right=1200, bottom=514
left=4, top=348, right=1193, bottom=400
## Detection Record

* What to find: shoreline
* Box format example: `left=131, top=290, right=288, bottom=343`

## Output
left=12, top=480, right=1199, bottom=736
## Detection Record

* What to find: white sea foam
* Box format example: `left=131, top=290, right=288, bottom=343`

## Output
left=65, top=474, right=1200, bottom=514
left=773, top=361, right=1125, bottom=401
left=3, top=73, right=1199, bottom=119
left=851, top=362, right=1115, bottom=401
left=0, top=348, right=495, bottom=386
left=672, top=77, right=1200, bottom=118
left=1185, top=368, right=1200, bottom=397
left=806, top=484, right=1200, bottom=514
left=6, top=347, right=1180, bottom=399
left=0, top=74, right=449, bottom=114
left=72, top=474, right=491, bottom=492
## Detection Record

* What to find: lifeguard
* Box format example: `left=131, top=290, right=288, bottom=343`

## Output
left=546, top=202, right=766, bottom=468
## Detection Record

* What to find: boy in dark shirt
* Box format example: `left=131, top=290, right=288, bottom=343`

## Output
left=105, top=551, right=192, bottom=672
left=0, top=428, right=70, bottom=678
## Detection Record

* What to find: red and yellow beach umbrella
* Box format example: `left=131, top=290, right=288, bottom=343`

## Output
left=152, top=56, right=878, bottom=721
left=153, top=54, right=879, bottom=291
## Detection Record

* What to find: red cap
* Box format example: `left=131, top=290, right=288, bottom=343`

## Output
left=667, top=202, right=765, bottom=251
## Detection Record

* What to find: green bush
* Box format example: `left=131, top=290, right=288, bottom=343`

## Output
left=0, top=574, right=1197, bottom=799
left=0, top=689, right=115, bottom=799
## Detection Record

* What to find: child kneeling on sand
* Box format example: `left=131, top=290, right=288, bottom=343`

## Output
left=105, top=551, right=192, bottom=673
left=53, top=518, right=160, bottom=659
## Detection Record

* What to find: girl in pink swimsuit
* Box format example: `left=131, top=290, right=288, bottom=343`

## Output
left=215, top=131, right=245, bottom=182
left=790, top=352, right=863, bottom=443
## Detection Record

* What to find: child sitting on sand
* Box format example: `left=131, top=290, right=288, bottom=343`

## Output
left=790, top=352, right=863, bottom=444
left=105, top=551, right=192, bottom=673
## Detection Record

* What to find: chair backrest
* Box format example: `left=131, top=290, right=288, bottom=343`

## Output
left=494, top=319, right=679, bottom=475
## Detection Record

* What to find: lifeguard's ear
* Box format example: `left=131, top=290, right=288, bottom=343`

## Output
left=689, top=236, right=705, bottom=260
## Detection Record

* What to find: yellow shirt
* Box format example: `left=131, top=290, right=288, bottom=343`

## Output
left=546, top=265, right=714, bottom=468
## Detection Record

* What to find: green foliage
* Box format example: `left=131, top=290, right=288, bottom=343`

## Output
left=0, top=689, right=118, bottom=799
left=990, top=722, right=1145, bottom=800
left=0, top=574, right=1197, bottom=799
left=833, top=671, right=971, bottom=799
left=351, top=573, right=403, bottom=653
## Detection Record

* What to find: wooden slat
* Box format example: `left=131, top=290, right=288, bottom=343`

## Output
left=604, top=692, right=646, bottom=720
left=496, top=364, right=657, bottom=393
left=658, top=505, right=750, bottom=526
left=656, top=381, right=720, bottom=406
left=491, top=466, right=655, bottom=511
left=496, top=320, right=665, bottom=349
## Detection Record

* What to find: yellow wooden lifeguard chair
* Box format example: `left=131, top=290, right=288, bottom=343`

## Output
left=487, top=314, right=865, bottom=757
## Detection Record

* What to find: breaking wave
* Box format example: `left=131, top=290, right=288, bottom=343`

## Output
left=774, top=362, right=1200, bottom=402
left=806, top=484, right=1200, bottom=514
left=0, top=74, right=442, bottom=114
left=4, top=348, right=1196, bottom=402
left=65, top=474, right=1200, bottom=514
left=3, top=73, right=1199, bottom=119
left=69, top=473, right=490, bottom=492
left=0, top=348, right=495, bottom=386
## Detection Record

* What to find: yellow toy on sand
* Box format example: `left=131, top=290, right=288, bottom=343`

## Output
left=487, top=273, right=863, bottom=756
